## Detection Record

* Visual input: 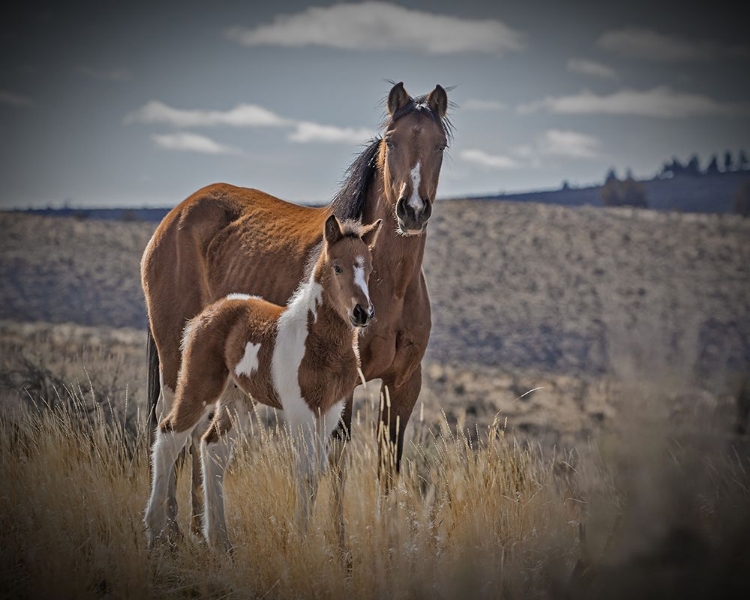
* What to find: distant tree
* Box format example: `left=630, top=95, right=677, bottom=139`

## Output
left=600, top=178, right=648, bottom=208
left=724, top=151, right=734, bottom=172
left=735, top=181, right=750, bottom=217
left=685, top=154, right=700, bottom=176
left=669, top=157, right=685, bottom=177
left=658, top=161, right=674, bottom=179
left=739, top=150, right=749, bottom=171
left=605, top=168, right=618, bottom=183
left=705, top=155, right=720, bottom=175
left=625, top=168, right=635, bottom=180
left=561, top=180, right=570, bottom=190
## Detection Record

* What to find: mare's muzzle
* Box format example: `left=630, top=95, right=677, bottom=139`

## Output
left=351, top=303, right=374, bottom=327
left=396, top=197, right=432, bottom=234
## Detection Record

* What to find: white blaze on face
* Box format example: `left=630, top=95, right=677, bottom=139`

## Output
left=353, top=256, right=370, bottom=305
left=407, top=161, right=423, bottom=212
left=235, top=341, right=261, bottom=377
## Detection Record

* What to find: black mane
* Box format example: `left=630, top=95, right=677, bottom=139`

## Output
left=330, top=92, right=453, bottom=222
left=330, top=137, right=381, bottom=221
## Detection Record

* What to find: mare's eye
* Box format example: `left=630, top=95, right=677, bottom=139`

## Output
left=333, top=265, right=343, bottom=275
left=437, top=144, right=447, bottom=153
left=386, top=140, right=395, bottom=150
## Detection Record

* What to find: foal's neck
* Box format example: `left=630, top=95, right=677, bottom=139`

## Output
left=289, top=264, right=352, bottom=345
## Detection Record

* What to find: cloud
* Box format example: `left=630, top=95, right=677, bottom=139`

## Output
left=151, top=132, right=239, bottom=154
left=0, top=90, right=32, bottom=107
left=459, top=149, right=521, bottom=169
left=463, top=99, right=507, bottom=111
left=517, top=86, right=750, bottom=118
left=226, top=2, right=524, bottom=55
left=74, top=66, right=130, bottom=81
left=566, top=58, right=616, bottom=79
left=127, top=100, right=374, bottom=146
left=597, top=27, right=750, bottom=62
left=288, top=121, right=375, bottom=144
left=534, top=129, right=600, bottom=159
left=125, top=100, right=290, bottom=127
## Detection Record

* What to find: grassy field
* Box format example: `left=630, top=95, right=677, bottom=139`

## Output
left=1, top=324, right=749, bottom=599
left=1, top=202, right=749, bottom=598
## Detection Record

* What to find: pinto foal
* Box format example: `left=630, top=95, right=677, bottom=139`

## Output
left=145, top=215, right=381, bottom=550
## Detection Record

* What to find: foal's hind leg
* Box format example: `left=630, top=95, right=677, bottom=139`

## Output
left=201, top=388, right=249, bottom=552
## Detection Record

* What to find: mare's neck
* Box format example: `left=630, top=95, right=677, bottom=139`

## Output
left=362, top=166, right=426, bottom=299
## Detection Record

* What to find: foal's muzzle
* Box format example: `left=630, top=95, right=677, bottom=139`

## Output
left=351, top=303, right=374, bottom=327
left=396, top=197, right=432, bottom=235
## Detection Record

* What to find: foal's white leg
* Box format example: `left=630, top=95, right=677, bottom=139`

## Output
left=145, top=425, right=192, bottom=546
left=201, top=395, right=249, bottom=552
left=289, top=401, right=344, bottom=532
left=153, top=371, right=179, bottom=535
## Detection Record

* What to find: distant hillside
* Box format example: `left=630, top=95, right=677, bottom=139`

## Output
left=6, top=170, right=750, bottom=222
left=1, top=203, right=748, bottom=378
left=470, top=170, right=750, bottom=214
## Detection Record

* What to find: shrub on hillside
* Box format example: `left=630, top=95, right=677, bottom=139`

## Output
left=734, top=181, right=750, bottom=218
left=600, top=177, right=648, bottom=208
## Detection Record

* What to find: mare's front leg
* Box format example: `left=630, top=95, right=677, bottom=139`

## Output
left=378, top=365, right=422, bottom=487
left=329, top=396, right=353, bottom=552
left=200, top=389, right=249, bottom=552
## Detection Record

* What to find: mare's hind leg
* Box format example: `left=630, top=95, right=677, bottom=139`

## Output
left=201, top=388, right=249, bottom=552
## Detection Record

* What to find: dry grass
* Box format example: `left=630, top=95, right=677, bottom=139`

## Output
left=1, top=369, right=749, bottom=599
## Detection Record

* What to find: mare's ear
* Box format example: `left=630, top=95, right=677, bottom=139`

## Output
left=387, top=82, right=410, bottom=116
left=324, top=214, right=344, bottom=246
left=427, top=84, right=448, bottom=119
left=361, top=219, right=382, bottom=248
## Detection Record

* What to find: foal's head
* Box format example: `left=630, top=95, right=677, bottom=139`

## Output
left=381, top=82, right=450, bottom=236
left=320, top=215, right=382, bottom=328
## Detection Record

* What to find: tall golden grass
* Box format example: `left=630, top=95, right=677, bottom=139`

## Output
left=2, top=369, right=749, bottom=599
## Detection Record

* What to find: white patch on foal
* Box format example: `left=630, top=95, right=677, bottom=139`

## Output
left=225, top=293, right=264, bottom=302
left=407, top=161, right=423, bottom=212
left=272, top=273, right=323, bottom=431
left=353, top=256, right=370, bottom=304
left=235, top=342, right=261, bottom=377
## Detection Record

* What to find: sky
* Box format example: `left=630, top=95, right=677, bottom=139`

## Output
left=1, top=0, right=749, bottom=209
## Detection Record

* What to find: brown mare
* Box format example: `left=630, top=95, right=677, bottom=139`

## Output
left=142, top=82, right=451, bottom=537
left=145, top=216, right=381, bottom=550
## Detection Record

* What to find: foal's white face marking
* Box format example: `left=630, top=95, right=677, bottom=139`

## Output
left=407, top=161, right=423, bottom=212
left=353, top=255, right=370, bottom=304
left=235, top=341, right=261, bottom=377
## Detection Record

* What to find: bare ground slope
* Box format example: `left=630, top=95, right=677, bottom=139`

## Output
left=1, top=203, right=748, bottom=445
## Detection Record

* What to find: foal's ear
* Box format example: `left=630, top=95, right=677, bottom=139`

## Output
left=387, top=82, right=410, bottom=116
left=427, top=84, right=448, bottom=119
left=361, top=219, right=382, bottom=248
left=324, top=214, right=344, bottom=246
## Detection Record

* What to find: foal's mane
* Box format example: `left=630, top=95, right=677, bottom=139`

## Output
left=330, top=92, right=453, bottom=222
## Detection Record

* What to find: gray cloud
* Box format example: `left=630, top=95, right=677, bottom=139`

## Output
left=125, top=100, right=291, bottom=127
left=566, top=58, right=616, bottom=79
left=518, top=86, right=750, bottom=118
left=226, top=2, right=524, bottom=55
left=597, top=28, right=750, bottom=62
left=288, top=121, right=375, bottom=144
left=74, top=66, right=130, bottom=81
left=151, top=132, right=240, bottom=154
left=0, top=90, right=33, bottom=107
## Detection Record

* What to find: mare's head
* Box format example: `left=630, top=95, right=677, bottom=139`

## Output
left=381, top=82, right=450, bottom=236
left=320, top=215, right=382, bottom=328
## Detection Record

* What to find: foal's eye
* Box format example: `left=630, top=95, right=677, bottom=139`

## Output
left=333, top=265, right=343, bottom=275
left=437, top=144, right=447, bottom=153
left=385, top=140, right=395, bottom=150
